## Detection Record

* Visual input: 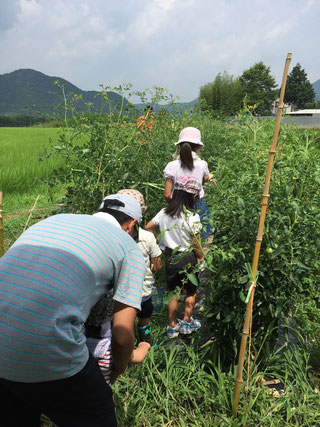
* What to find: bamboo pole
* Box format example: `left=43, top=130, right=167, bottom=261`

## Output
left=102, top=177, right=105, bottom=200
left=3, top=204, right=66, bottom=219
left=0, top=192, right=3, bottom=257
left=233, top=53, right=292, bottom=415
left=23, top=195, right=40, bottom=233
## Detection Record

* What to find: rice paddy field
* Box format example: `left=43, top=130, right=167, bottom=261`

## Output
left=0, top=127, right=65, bottom=250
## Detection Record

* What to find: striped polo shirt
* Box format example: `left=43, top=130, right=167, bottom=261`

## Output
left=0, top=214, right=145, bottom=383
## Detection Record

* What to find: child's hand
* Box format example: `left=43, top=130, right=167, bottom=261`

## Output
left=209, top=173, right=217, bottom=185
left=198, top=259, right=206, bottom=272
left=137, top=341, right=151, bottom=351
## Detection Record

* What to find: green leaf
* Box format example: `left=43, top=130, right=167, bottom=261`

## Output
left=186, top=273, right=198, bottom=287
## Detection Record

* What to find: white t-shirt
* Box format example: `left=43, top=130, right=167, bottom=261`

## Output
left=163, top=156, right=209, bottom=198
left=152, top=209, right=202, bottom=251
left=138, top=228, right=162, bottom=299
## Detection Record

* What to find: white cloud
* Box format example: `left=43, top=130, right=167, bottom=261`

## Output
left=0, top=0, right=319, bottom=101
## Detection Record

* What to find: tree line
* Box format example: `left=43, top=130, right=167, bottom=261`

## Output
left=199, top=62, right=318, bottom=116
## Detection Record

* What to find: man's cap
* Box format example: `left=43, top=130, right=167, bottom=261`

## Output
left=99, top=194, right=142, bottom=223
left=117, top=189, right=147, bottom=215
left=174, top=175, right=201, bottom=195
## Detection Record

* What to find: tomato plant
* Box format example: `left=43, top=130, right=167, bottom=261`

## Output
left=202, top=108, right=320, bottom=364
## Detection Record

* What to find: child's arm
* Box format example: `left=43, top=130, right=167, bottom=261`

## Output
left=151, top=256, right=162, bottom=272
left=192, top=234, right=204, bottom=262
left=145, top=219, right=158, bottom=238
left=129, top=342, right=151, bottom=364
left=163, top=178, right=173, bottom=202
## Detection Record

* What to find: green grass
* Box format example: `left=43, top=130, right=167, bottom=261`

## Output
left=0, top=127, right=64, bottom=194
left=2, top=183, right=65, bottom=252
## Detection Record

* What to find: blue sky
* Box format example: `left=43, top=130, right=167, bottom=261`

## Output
left=1, top=0, right=319, bottom=102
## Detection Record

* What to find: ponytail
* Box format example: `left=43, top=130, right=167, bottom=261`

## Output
left=179, top=143, right=194, bottom=170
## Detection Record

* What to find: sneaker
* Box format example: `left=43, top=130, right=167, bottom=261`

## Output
left=189, top=317, right=201, bottom=331
left=179, top=321, right=192, bottom=335
left=179, top=317, right=201, bottom=335
left=166, top=322, right=180, bottom=339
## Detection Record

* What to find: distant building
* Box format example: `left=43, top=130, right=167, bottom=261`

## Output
left=282, top=109, right=320, bottom=127
left=284, top=109, right=320, bottom=117
left=272, top=99, right=292, bottom=114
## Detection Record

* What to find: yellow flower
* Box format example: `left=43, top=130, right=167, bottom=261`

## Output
left=292, top=176, right=297, bottom=180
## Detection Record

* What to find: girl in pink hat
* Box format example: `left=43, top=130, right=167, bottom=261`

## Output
left=163, top=127, right=212, bottom=239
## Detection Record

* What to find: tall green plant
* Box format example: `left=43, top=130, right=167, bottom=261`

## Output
left=44, top=85, right=199, bottom=216
left=202, top=107, right=320, bottom=365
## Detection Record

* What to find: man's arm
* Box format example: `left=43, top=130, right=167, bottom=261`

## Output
left=110, top=301, right=138, bottom=384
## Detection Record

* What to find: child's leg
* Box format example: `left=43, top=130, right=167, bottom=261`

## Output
left=183, top=291, right=197, bottom=323
left=138, top=317, right=151, bottom=327
left=137, top=297, right=153, bottom=343
left=168, top=295, right=179, bottom=327
left=179, top=281, right=201, bottom=335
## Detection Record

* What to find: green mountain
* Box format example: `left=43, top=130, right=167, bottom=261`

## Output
left=312, top=79, right=320, bottom=100
left=0, top=69, right=124, bottom=116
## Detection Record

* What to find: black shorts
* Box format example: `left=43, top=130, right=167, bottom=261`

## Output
left=165, top=247, right=198, bottom=294
left=138, top=296, right=154, bottom=319
left=0, top=352, right=117, bottom=427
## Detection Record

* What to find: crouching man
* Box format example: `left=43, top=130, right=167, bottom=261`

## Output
left=0, top=194, right=146, bottom=427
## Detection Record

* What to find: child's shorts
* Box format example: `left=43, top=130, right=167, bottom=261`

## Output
left=164, top=247, right=198, bottom=294
left=137, top=297, right=154, bottom=318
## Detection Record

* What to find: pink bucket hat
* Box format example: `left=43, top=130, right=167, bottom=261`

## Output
left=175, top=127, right=204, bottom=146
left=174, top=176, right=201, bottom=195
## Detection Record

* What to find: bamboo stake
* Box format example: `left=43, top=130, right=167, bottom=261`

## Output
left=23, top=195, right=40, bottom=233
left=0, top=192, right=3, bottom=258
left=102, top=177, right=105, bottom=200
left=3, top=204, right=66, bottom=219
left=233, top=53, right=292, bottom=415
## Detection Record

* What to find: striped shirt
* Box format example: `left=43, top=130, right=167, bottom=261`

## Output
left=0, top=214, right=145, bottom=383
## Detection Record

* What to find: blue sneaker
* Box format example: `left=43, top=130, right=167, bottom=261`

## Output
left=167, top=322, right=180, bottom=339
left=179, top=317, right=201, bottom=335
left=189, top=317, right=201, bottom=331
left=179, top=321, right=192, bottom=335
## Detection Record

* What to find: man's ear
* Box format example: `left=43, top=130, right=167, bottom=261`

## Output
left=121, top=219, right=137, bottom=235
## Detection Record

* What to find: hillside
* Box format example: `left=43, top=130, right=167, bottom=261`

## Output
left=312, top=79, right=320, bottom=100
left=0, top=69, right=124, bottom=116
